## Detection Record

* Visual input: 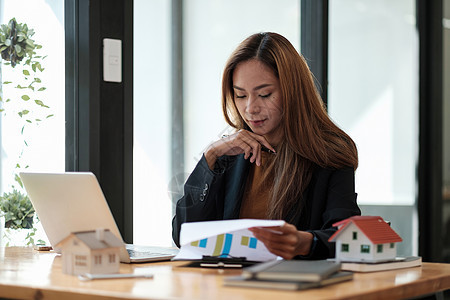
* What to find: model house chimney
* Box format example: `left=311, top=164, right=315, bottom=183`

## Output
left=96, top=228, right=105, bottom=241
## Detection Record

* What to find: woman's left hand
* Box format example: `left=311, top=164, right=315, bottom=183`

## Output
left=249, top=223, right=313, bottom=260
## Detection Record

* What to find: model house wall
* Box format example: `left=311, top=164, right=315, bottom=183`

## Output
left=56, top=229, right=123, bottom=275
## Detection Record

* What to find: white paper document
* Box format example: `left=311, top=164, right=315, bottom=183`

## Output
left=173, top=219, right=285, bottom=262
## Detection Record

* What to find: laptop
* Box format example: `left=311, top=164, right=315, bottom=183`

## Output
left=20, top=171, right=178, bottom=263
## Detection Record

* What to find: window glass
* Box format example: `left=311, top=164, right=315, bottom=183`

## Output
left=0, top=0, right=64, bottom=246
left=361, top=244, right=370, bottom=253
left=133, top=0, right=172, bottom=246
left=328, top=0, right=418, bottom=257
left=183, top=0, right=300, bottom=174
left=133, top=0, right=300, bottom=246
left=342, top=243, right=349, bottom=252
left=377, top=244, right=383, bottom=253
left=329, top=0, right=418, bottom=206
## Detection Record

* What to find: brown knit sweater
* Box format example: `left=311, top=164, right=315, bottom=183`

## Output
left=239, top=151, right=275, bottom=219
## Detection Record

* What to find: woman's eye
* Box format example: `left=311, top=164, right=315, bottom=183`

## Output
left=235, top=95, right=246, bottom=99
left=260, top=93, right=272, bottom=98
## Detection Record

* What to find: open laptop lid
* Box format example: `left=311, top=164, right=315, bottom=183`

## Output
left=20, top=172, right=131, bottom=263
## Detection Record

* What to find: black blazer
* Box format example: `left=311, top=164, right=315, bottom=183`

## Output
left=172, top=154, right=360, bottom=259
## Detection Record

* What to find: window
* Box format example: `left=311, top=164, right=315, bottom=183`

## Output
left=75, top=255, right=87, bottom=267
left=94, top=255, right=102, bottom=265
left=0, top=0, right=65, bottom=247
left=390, top=243, right=395, bottom=248
left=329, top=0, right=418, bottom=257
left=352, top=231, right=358, bottom=240
left=341, top=244, right=349, bottom=252
left=377, top=244, right=383, bottom=253
left=361, top=244, right=371, bottom=253
left=133, top=0, right=300, bottom=246
left=109, top=254, right=116, bottom=263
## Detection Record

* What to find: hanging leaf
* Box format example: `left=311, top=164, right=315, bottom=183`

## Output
left=35, top=99, right=49, bottom=108
left=46, top=114, right=54, bottom=118
left=38, top=87, right=46, bottom=91
left=23, top=70, right=30, bottom=76
left=18, top=110, right=29, bottom=117
left=21, top=95, right=30, bottom=100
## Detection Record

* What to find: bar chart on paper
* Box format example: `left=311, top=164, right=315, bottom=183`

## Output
left=190, top=233, right=258, bottom=257
left=174, top=219, right=285, bottom=261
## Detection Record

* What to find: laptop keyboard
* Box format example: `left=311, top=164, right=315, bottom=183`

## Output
left=127, top=249, right=172, bottom=258
left=125, top=244, right=179, bottom=259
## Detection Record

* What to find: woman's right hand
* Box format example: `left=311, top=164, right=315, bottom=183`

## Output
left=204, top=129, right=276, bottom=170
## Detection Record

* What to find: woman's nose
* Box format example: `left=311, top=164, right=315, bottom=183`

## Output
left=246, top=95, right=261, bottom=114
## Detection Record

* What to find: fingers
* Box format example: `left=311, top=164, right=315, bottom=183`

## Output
left=249, top=224, right=308, bottom=259
left=249, top=133, right=277, bottom=154
left=210, top=130, right=275, bottom=166
left=233, top=130, right=276, bottom=165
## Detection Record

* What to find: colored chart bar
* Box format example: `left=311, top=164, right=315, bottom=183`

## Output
left=249, top=237, right=257, bottom=249
left=213, top=234, right=224, bottom=256
left=199, top=238, right=207, bottom=248
left=241, top=236, right=249, bottom=246
left=221, top=234, right=233, bottom=256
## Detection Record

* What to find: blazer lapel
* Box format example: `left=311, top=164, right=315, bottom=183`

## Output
left=222, top=155, right=250, bottom=219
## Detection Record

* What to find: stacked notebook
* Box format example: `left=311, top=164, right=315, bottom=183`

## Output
left=223, top=260, right=353, bottom=291
left=332, top=256, right=422, bottom=272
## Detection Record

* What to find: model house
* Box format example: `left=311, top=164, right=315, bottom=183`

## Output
left=56, top=229, right=123, bottom=275
left=328, top=216, right=403, bottom=262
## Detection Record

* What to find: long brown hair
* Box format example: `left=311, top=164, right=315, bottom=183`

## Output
left=221, top=32, right=358, bottom=221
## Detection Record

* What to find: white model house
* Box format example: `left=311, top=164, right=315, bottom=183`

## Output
left=56, top=229, right=123, bottom=275
left=328, top=216, right=403, bottom=262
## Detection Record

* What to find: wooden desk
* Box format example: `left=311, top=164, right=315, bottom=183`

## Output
left=0, top=247, right=449, bottom=300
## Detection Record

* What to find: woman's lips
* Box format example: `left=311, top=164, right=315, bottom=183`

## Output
left=248, top=119, right=266, bottom=127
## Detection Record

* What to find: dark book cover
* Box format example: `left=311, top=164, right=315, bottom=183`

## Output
left=224, top=271, right=353, bottom=290
left=242, top=259, right=342, bottom=282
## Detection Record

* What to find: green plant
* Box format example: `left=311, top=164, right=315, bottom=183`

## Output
left=0, top=18, right=41, bottom=67
left=0, top=189, right=34, bottom=229
left=0, top=17, right=50, bottom=126
left=0, top=18, right=50, bottom=247
left=0, top=18, right=51, bottom=184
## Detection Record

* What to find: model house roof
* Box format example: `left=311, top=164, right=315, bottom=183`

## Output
left=328, top=216, right=403, bottom=244
left=56, top=229, right=124, bottom=249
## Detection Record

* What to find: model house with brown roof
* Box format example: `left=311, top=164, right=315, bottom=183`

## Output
left=328, top=216, right=403, bottom=262
left=56, top=228, right=123, bottom=275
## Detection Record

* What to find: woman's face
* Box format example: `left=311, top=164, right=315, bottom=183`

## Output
left=232, top=59, right=283, bottom=146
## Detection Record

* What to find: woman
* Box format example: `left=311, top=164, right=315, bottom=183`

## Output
left=172, top=32, right=360, bottom=260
